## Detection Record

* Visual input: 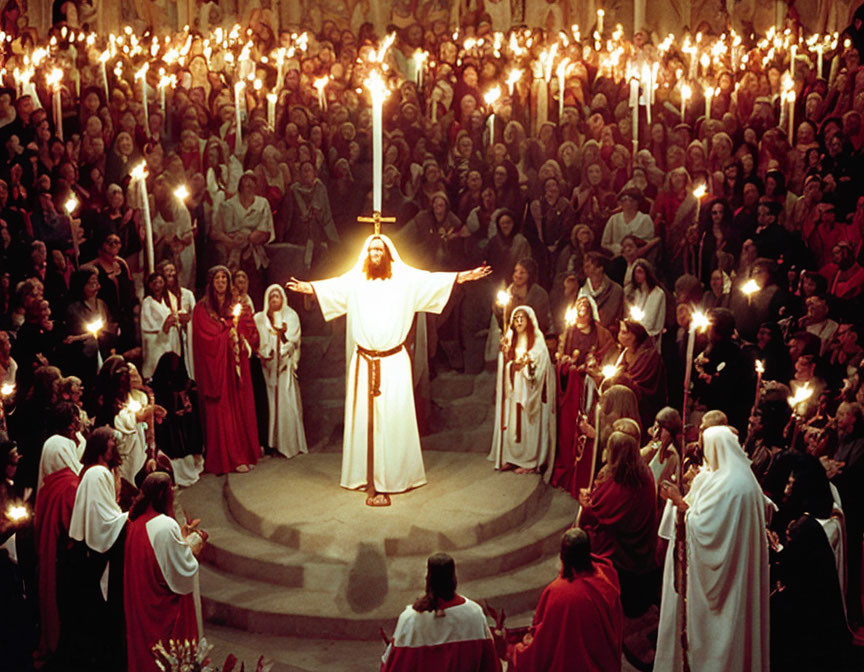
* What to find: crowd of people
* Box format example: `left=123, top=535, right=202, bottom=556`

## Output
left=0, top=0, right=863, bottom=669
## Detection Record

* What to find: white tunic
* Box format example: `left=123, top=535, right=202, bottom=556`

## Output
left=655, top=426, right=769, bottom=672
left=254, top=285, right=308, bottom=459
left=312, top=235, right=456, bottom=493
left=141, top=296, right=182, bottom=379
left=115, top=390, right=148, bottom=486
left=37, top=433, right=85, bottom=491
left=145, top=515, right=199, bottom=595
left=489, top=306, right=556, bottom=476
left=69, top=465, right=128, bottom=553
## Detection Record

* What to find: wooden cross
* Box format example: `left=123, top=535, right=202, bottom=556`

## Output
left=357, top=210, right=396, bottom=236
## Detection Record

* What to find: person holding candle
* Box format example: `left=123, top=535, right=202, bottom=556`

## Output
left=624, top=259, right=666, bottom=351
left=600, top=187, right=657, bottom=259
left=489, top=305, right=556, bottom=476
left=141, top=271, right=183, bottom=380
left=88, top=229, right=138, bottom=354
left=59, top=266, right=112, bottom=388
left=253, top=284, right=307, bottom=459
left=192, top=265, right=259, bottom=474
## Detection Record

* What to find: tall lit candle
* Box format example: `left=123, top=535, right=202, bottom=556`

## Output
left=131, top=162, right=154, bottom=273
left=234, top=81, right=244, bottom=156
left=816, top=42, right=824, bottom=79
left=789, top=43, right=797, bottom=77
left=99, top=50, right=110, bottom=102
left=641, top=63, right=652, bottom=125
left=267, top=92, right=277, bottom=129
left=484, top=86, right=500, bottom=148
left=47, top=68, right=63, bottom=141
left=506, top=69, right=522, bottom=96
left=556, top=59, right=569, bottom=120
left=412, top=50, right=426, bottom=89
left=787, top=89, right=796, bottom=145
left=136, top=63, right=149, bottom=137
left=629, top=76, right=639, bottom=157
left=365, top=70, right=388, bottom=213
left=313, top=76, right=328, bottom=111
left=680, top=83, right=691, bottom=122
left=704, top=85, right=714, bottom=120
left=682, top=310, right=711, bottom=419
left=597, top=8, right=604, bottom=35
left=693, top=184, right=707, bottom=223
left=158, top=75, right=171, bottom=127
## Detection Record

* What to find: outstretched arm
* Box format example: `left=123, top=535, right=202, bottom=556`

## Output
left=285, top=277, right=314, bottom=295
left=456, top=264, right=492, bottom=284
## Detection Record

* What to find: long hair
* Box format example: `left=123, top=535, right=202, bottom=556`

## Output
left=600, top=430, right=647, bottom=490
left=655, top=406, right=683, bottom=455
left=80, top=426, right=117, bottom=467
left=204, top=265, right=232, bottom=318
left=144, top=271, right=169, bottom=304
left=129, top=472, right=174, bottom=521
left=69, top=265, right=98, bottom=302
left=507, top=308, right=536, bottom=361
left=412, top=553, right=457, bottom=614
left=362, top=238, right=393, bottom=280
left=631, top=258, right=659, bottom=291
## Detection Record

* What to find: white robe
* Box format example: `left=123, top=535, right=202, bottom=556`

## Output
left=141, top=296, right=182, bottom=379
left=655, top=426, right=770, bottom=672
left=37, top=433, right=85, bottom=491
left=115, top=390, right=149, bottom=486
left=312, top=235, right=456, bottom=493
left=254, top=287, right=308, bottom=459
left=145, top=515, right=199, bottom=595
left=69, top=465, right=128, bottom=553
left=489, top=306, right=556, bottom=476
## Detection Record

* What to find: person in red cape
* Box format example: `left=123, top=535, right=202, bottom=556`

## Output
left=192, top=265, right=259, bottom=474
left=613, top=319, right=667, bottom=436
left=551, top=294, right=614, bottom=497
left=579, top=431, right=658, bottom=617
left=381, top=553, right=501, bottom=672
left=503, top=528, right=623, bottom=672
left=124, top=472, right=206, bottom=672
left=33, top=465, right=80, bottom=665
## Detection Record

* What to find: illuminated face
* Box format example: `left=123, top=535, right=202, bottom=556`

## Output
left=213, top=271, right=229, bottom=294
left=633, top=265, right=646, bottom=286
left=368, top=239, right=386, bottom=266
left=512, top=263, right=529, bottom=287
left=498, top=215, right=514, bottom=236
left=587, top=164, right=602, bottom=186
left=148, top=274, right=165, bottom=296
left=234, top=273, right=249, bottom=294
left=268, top=289, right=284, bottom=312
left=512, top=310, right=528, bottom=334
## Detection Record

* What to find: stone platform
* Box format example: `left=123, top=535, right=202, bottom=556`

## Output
left=178, top=451, right=576, bottom=641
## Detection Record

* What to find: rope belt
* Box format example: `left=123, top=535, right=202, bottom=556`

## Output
left=353, top=341, right=406, bottom=494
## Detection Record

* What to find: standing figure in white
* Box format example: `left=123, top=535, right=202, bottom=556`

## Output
left=287, top=234, right=489, bottom=506
left=254, top=284, right=308, bottom=459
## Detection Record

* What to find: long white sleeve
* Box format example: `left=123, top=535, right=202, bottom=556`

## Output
left=69, top=465, right=128, bottom=553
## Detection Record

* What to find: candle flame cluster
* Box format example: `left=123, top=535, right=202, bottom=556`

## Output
left=788, top=383, right=813, bottom=408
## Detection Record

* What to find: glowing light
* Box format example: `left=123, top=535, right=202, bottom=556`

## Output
left=601, top=365, right=618, bottom=380
left=690, top=311, right=711, bottom=332
left=126, top=397, right=143, bottom=414
left=484, top=86, right=501, bottom=106
left=0, top=382, right=14, bottom=396
left=173, top=185, right=189, bottom=201
left=693, top=184, right=707, bottom=199
left=64, top=196, right=79, bottom=214
left=232, top=303, right=242, bottom=318
left=755, top=360, right=765, bottom=374
left=629, top=305, right=646, bottom=322
left=130, top=162, right=148, bottom=182
left=85, top=317, right=104, bottom=336
left=741, top=279, right=760, bottom=296
left=496, top=290, right=510, bottom=307
left=6, top=505, right=28, bottom=522
left=564, top=305, right=578, bottom=327
left=788, top=384, right=813, bottom=408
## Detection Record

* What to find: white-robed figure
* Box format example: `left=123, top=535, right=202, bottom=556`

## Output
left=254, top=284, right=308, bottom=459
left=489, top=305, right=556, bottom=476
left=655, top=425, right=770, bottom=672
left=287, top=233, right=489, bottom=506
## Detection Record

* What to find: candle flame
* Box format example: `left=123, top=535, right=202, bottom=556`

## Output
left=755, top=359, right=765, bottom=374
left=693, top=184, right=707, bottom=199
left=85, top=317, right=104, bottom=335
left=0, top=382, right=14, bottom=396
left=628, top=305, right=646, bottom=322
left=788, top=383, right=813, bottom=408
left=601, top=364, right=618, bottom=379
left=364, top=69, right=389, bottom=103
left=6, top=504, right=28, bottom=522
left=496, top=290, right=510, bottom=307
left=173, top=185, right=189, bottom=201
left=64, top=196, right=79, bottom=214
left=232, top=303, right=243, bottom=319
left=691, top=310, right=711, bottom=332
left=130, top=162, right=148, bottom=181
left=484, top=86, right=501, bottom=106
left=741, top=279, right=760, bottom=296
left=126, top=396, right=143, bottom=414
left=564, top=305, right=578, bottom=327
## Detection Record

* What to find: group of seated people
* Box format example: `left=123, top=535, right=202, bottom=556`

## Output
left=1, top=2, right=864, bottom=669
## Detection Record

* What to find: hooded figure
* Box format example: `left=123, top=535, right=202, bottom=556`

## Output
left=655, top=425, right=770, bottom=672
left=253, top=284, right=307, bottom=459
left=489, top=305, right=556, bottom=477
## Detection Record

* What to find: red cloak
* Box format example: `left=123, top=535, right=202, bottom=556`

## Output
left=192, top=304, right=259, bottom=474
left=124, top=511, right=198, bottom=672
left=34, top=467, right=80, bottom=660
left=510, top=556, right=623, bottom=672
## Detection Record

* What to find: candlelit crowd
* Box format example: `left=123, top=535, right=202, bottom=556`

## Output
left=1, top=2, right=864, bottom=670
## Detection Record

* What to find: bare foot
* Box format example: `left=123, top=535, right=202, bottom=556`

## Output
left=236, top=464, right=250, bottom=473
left=365, top=493, right=392, bottom=507
left=500, top=463, right=515, bottom=471
left=514, top=467, right=537, bottom=475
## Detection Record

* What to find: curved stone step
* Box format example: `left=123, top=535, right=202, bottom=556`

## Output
left=199, top=553, right=559, bottom=640
left=179, top=468, right=574, bottom=589
left=221, top=453, right=552, bottom=557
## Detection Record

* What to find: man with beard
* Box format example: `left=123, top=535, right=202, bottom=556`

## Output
left=287, top=235, right=488, bottom=506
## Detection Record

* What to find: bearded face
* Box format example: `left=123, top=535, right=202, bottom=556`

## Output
left=363, top=239, right=393, bottom=280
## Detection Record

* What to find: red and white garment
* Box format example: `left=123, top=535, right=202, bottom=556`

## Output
left=381, top=596, right=501, bottom=672
left=124, top=511, right=200, bottom=672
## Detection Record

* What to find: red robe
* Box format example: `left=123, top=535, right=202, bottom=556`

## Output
left=381, top=596, right=502, bottom=672
left=34, top=467, right=80, bottom=660
left=579, top=471, right=658, bottom=576
left=510, top=556, right=623, bottom=672
left=124, top=511, right=198, bottom=672
left=192, top=304, right=259, bottom=474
